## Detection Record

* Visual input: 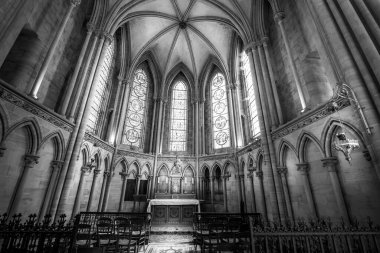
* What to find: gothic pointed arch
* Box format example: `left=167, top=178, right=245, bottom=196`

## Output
left=163, top=62, right=195, bottom=101
left=278, top=138, right=298, bottom=166
left=128, top=160, right=141, bottom=175
left=39, top=130, right=65, bottom=161
left=211, top=162, right=223, bottom=177
left=297, top=130, right=324, bottom=163
left=4, top=118, right=42, bottom=155
left=113, top=157, right=129, bottom=173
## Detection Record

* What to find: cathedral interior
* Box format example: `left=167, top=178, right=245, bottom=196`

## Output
left=0, top=0, right=380, bottom=252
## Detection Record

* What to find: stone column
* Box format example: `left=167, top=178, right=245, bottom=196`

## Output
left=98, top=171, right=110, bottom=211
left=277, top=167, right=294, bottom=221
left=227, top=86, right=237, bottom=148
left=198, top=176, right=203, bottom=199
left=322, top=157, right=350, bottom=222
left=247, top=171, right=257, bottom=212
left=262, top=37, right=283, bottom=124
left=200, top=100, right=206, bottom=154
left=274, top=12, right=307, bottom=110
left=119, top=172, right=128, bottom=212
left=256, top=171, right=268, bottom=221
left=59, top=22, right=93, bottom=115
left=149, top=99, right=157, bottom=153
left=210, top=176, right=215, bottom=210
left=258, top=44, right=278, bottom=127
left=71, top=165, right=91, bottom=217
left=68, top=33, right=99, bottom=121
left=39, top=160, right=63, bottom=221
left=231, top=85, right=244, bottom=147
left=222, top=174, right=230, bottom=212
left=8, top=154, right=39, bottom=215
left=147, top=175, right=153, bottom=199
left=136, top=174, right=142, bottom=194
left=115, top=81, right=131, bottom=144
left=86, top=168, right=100, bottom=211
left=101, top=171, right=113, bottom=211
left=106, top=77, right=125, bottom=143
left=159, top=101, right=167, bottom=153
left=29, top=0, right=81, bottom=99
left=53, top=34, right=111, bottom=219
left=296, top=163, right=317, bottom=218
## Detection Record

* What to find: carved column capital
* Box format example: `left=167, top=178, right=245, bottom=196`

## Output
left=93, top=169, right=101, bottom=175
left=70, top=0, right=81, bottom=7
left=296, top=163, right=310, bottom=174
left=0, top=145, right=6, bottom=157
left=86, top=22, right=95, bottom=32
left=256, top=170, right=263, bottom=178
left=81, top=166, right=91, bottom=174
left=24, top=154, right=39, bottom=168
left=322, top=157, right=339, bottom=172
left=119, top=172, right=128, bottom=180
left=103, top=171, right=111, bottom=178
left=51, top=160, right=64, bottom=170
left=277, top=166, right=288, bottom=175
left=274, top=11, right=285, bottom=23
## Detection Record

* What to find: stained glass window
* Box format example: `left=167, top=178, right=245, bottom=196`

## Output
left=211, top=73, right=230, bottom=149
left=87, top=39, right=115, bottom=135
left=242, top=52, right=260, bottom=138
left=122, top=68, right=148, bottom=147
left=169, top=81, right=187, bottom=151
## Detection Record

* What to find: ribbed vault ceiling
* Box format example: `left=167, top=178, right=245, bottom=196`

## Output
left=110, top=0, right=254, bottom=84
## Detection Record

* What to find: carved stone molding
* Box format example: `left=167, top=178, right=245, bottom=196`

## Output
left=277, top=167, right=288, bottom=175
left=322, top=157, right=338, bottom=172
left=24, top=154, right=39, bottom=168
left=199, top=153, right=235, bottom=161
left=81, top=166, right=91, bottom=174
left=236, top=139, right=261, bottom=156
left=116, top=149, right=154, bottom=160
left=296, top=163, right=310, bottom=174
left=70, top=0, right=81, bottom=7
left=51, top=160, right=64, bottom=170
left=0, top=85, right=74, bottom=132
left=84, top=132, right=115, bottom=153
left=272, top=98, right=350, bottom=140
left=256, top=171, right=263, bottom=179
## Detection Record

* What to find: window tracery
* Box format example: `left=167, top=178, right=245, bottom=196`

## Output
left=211, top=73, right=230, bottom=149
left=169, top=81, right=188, bottom=152
left=122, top=68, right=148, bottom=147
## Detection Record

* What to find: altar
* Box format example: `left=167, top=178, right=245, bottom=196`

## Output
left=148, top=199, right=200, bottom=225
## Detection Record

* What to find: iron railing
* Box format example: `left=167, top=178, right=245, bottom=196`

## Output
left=250, top=218, right=380, bottom=253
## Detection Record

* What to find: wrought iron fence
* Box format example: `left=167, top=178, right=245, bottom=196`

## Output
left=250, top=218, right=380, bottom=253
left=0, top=213, right=75, bottom=252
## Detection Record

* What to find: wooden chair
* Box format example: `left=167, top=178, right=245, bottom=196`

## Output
left=114, top=217, right=137, bottom=253
left=75, top=223, right=96, bottom=249
left=129, top=217, right=146, bottom=253
left=96, top=217, right=116, bottom=251
left=202, top=222, right=226, bottom=253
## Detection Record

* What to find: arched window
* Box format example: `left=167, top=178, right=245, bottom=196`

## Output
left=169, top=81, right=188, bottom=151
left=211, top=73, right=230, bottom=149
left=87, top=39, right=115, bottom=135
left=122, top=68, right=148, bottom=147
left=242, top=52, right=260, bottom=137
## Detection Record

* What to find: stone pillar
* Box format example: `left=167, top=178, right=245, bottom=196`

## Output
left=274, top=12, right=307, bottom=110
left=59, top=23, right=93, bottom=115
left=115, top=81, right=131, bottom=144
left=98, top=171, right=110, bottom=211
left=136, top=174, right=142, bottom=194
left=277, top=167, right=294, bottom=221
left=231, top=85, right=244, bottom=147
left=8, top=154, right=39, bottom=215
left=71, top=165, right=91, bottom=217
left=222, top=174, right=230, bottom=212
left=256, top=171, right=268, bottom=221
left=101, top=171, right=113, bottom=212
left=198, top=176, right=203, bottom=199
left=68, top=34, right=99, bottom=121
left=86, top=168, right=100, bottom=211
left=159, top=101, right=167, bottom=153
left=29, top=0, right=81, bottom=99
left=200, top=100, right=206, bottom=154
left=53, top=34, right=112, bottom=219
left=262, top=38, right=283, bottom=124
left=119, top=172, right=128, bottom=212
left=247, top=171, right=257, bottom=212
left=227, top=86, right=237, bottom=148
left=210, top=176, right=215, bottom=210
left=296, top=163, right=317, bottom=218
left=322, top=157, right=350, bottom=222
left=39, top=160, right=63, bottom=221
left=107, top=77, right=125, bottom=143
left=147, top=175, right=153, bottom=199
left=149, top=99, right=157, bottom=153
left=258, top=44, right=278, bottom=127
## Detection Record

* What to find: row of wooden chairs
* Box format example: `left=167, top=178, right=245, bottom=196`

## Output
left=75, top=217, right=150, bottom=252
left=193, top=216, right=252, bottom=252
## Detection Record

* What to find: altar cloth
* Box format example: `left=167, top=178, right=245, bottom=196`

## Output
left=147, top=199, right=201, bottom=212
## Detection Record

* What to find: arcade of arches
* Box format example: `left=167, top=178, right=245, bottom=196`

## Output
left=0, top=0, right=380, bottom=225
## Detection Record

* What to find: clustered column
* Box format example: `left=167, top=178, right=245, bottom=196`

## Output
left=296, top=163, right=317, bottom=218
left=119, top=172, right=128, bottom=212
left=322, top=157, right=350, bottom=222
left=8, top=154, right=39, bottom=215
left=277, top=167, right=294, bottom=221
left=86, top=168, right=101, bottom=211
left=98, top=171, right=110, bottom=211
left=72, top=165, right=91, bottom=217
left=256, top=170, right=268, bottom=221
left=247, top=170, right=256, bottom=212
